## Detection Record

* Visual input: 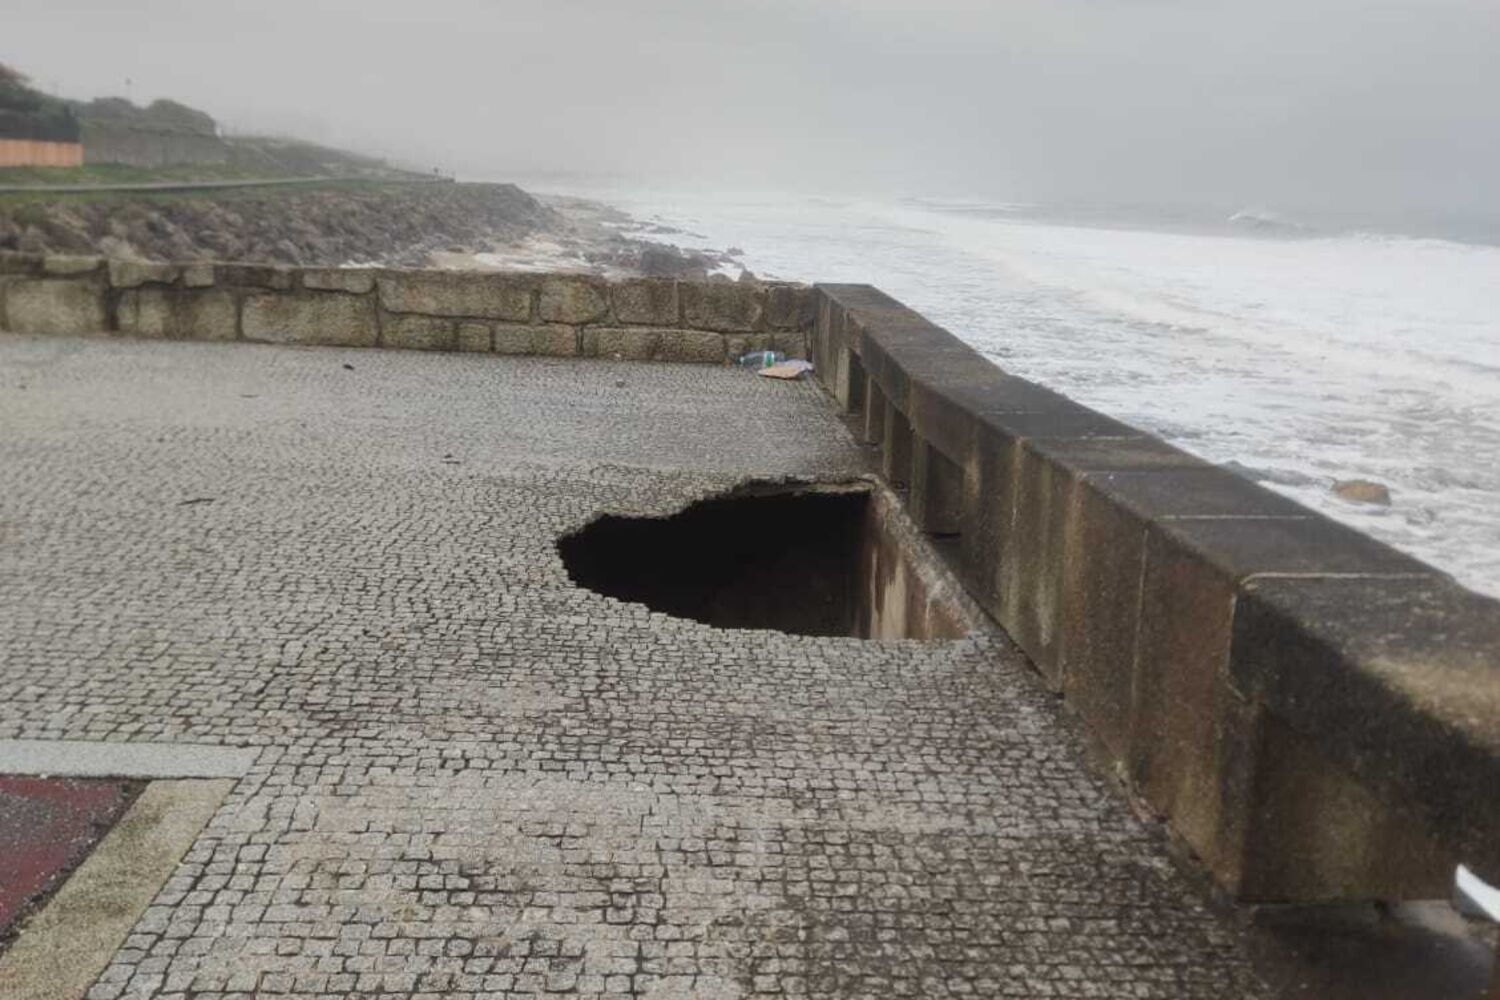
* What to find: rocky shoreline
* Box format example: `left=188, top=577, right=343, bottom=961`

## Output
left=0, top=181, right=733, bottom=278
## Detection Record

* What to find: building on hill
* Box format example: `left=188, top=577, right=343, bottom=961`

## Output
left=0, top=63, right=83, bottom=167
left=72, top=96, right=229, bottom=167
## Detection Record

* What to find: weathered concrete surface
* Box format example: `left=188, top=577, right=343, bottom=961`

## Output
left=1232, top=576, right=1500, bottom=888
left=1, top=277, right=109, bottom=335
left=108, top=260, right=181, bottom=289
left=0, top=253, right=815, bottom=366
left=241, top=291, right=378, bottom=347
left=0, top=779, right=232, bottom=1000
left=0, top=740, right=258, bottom=779
left=382, top=312, right=460, bottom=351
left=812, top=282, right=1495, bottom=915
left=681, top=282, right=765, bottom=332
left=0, top=333, right=1268, bottom=998
left=377, top=269, right=534, bottom=321
left=493, top=322, right=579, bottom=357
left=856, top=486, right=970, bottom=641
left=300, top=267, right=377, bottom=295
left=117, top=287, right=238, bottom=341
left=539, top=276, right=610, bottom=325
left=611, top=279, right=679, bottom=326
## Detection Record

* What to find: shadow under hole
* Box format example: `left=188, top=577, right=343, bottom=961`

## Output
left=558, top=486, right=871, bottom=637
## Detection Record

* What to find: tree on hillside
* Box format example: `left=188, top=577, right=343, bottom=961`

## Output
left=72, top=95, right=219, bottom=135
left=0, top=62, right=79, bottom=142
left=144, top=98, right=217, bottom=135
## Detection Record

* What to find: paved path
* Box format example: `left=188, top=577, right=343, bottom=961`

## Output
left=0, top=335, right=1266, bottom=998
left=0, top=176, right=443, bottom=194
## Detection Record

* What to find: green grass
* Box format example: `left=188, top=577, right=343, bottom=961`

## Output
left=0, top=178, right=437, bottom=208
left=0, top=162, right=301, bottom=186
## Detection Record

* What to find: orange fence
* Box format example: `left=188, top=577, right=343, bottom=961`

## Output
left=0, top=139, right=84, bottom=168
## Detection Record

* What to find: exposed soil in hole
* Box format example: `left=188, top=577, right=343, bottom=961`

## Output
left=558, top=482, right=967, bottom=639
left=0, top=775, right=143, bottom=954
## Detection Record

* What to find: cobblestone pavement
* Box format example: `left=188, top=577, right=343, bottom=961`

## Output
left=0, top=335, right=1267, bottom=998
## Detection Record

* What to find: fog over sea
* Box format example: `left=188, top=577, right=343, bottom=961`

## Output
left=519, top=183, right=1500, bottom=599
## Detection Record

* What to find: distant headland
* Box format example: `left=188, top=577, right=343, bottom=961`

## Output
left=0, top=62, right=734, bottom=277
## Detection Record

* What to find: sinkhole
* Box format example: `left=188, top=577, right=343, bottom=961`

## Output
left=557, top=482, right=967, bottom=639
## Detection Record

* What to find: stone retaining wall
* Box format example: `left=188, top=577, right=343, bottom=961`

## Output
left=0, top=252, right=812, bottom=363
left=7, top=248, right=1495, bottom=925
left=811, top=283, right=1500, bottom=907
left=79, top=122, right=229, bottom=168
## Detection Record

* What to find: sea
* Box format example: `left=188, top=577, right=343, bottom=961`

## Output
left=506, top=181, right=1500, bottom=599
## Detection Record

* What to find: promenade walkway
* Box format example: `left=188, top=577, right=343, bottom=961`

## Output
left=0, top=335, right=1265, bottom=998
left=0, top=176, right=443, bottom=195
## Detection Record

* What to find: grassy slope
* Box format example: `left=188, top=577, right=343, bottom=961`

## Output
left=0, top=135, right=427, bottom=188
left=0, top=178, right=422, bottom=209
left=0, top=162, right=291, bottom=186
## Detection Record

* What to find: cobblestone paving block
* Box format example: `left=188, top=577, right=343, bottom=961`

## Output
left=0, top=334, right=1268, bottom=998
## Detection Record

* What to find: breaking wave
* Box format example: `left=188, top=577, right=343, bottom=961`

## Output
left=552, top=183, right=1500, bottom=597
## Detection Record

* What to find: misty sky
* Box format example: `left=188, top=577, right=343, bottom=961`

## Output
left=5, top=0, right=1498, bottom=215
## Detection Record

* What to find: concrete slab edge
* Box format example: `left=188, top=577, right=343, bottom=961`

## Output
left=0, top=739, right=259, bottom=779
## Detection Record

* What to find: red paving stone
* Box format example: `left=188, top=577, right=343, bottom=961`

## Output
left=0, top=775, right=138, bottom=939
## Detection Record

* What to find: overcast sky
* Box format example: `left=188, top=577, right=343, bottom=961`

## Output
left=5, top=0, right=1498, bottom=216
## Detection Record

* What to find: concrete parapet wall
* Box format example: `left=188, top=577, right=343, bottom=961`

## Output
left=856, top=485, right=969, bottom=641
left=811, top=282, right=1500, bottom=905
left=0, top=252, right=813, bottom=363
left=7, top=248, right=1494, bottom=913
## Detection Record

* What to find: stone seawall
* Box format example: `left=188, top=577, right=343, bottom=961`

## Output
left=79, top=122, right=228, bottom=168
left=810, top=283, right=1500, bottom=910
left=6, top=251, right=1496, bottom=941
left=0, top=252, right=812, bottom=362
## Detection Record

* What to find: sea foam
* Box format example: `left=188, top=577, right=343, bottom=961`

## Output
left=563, top=185, right=1500, bottom=597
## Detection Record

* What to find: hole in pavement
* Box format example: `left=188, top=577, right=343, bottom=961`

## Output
left=558, top=481, right=967, bottom=639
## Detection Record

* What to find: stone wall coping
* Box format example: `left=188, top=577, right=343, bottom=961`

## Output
left=1232, top=576, right=1500, bottom=881
left=812, top=280, right=1500, bottom=893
